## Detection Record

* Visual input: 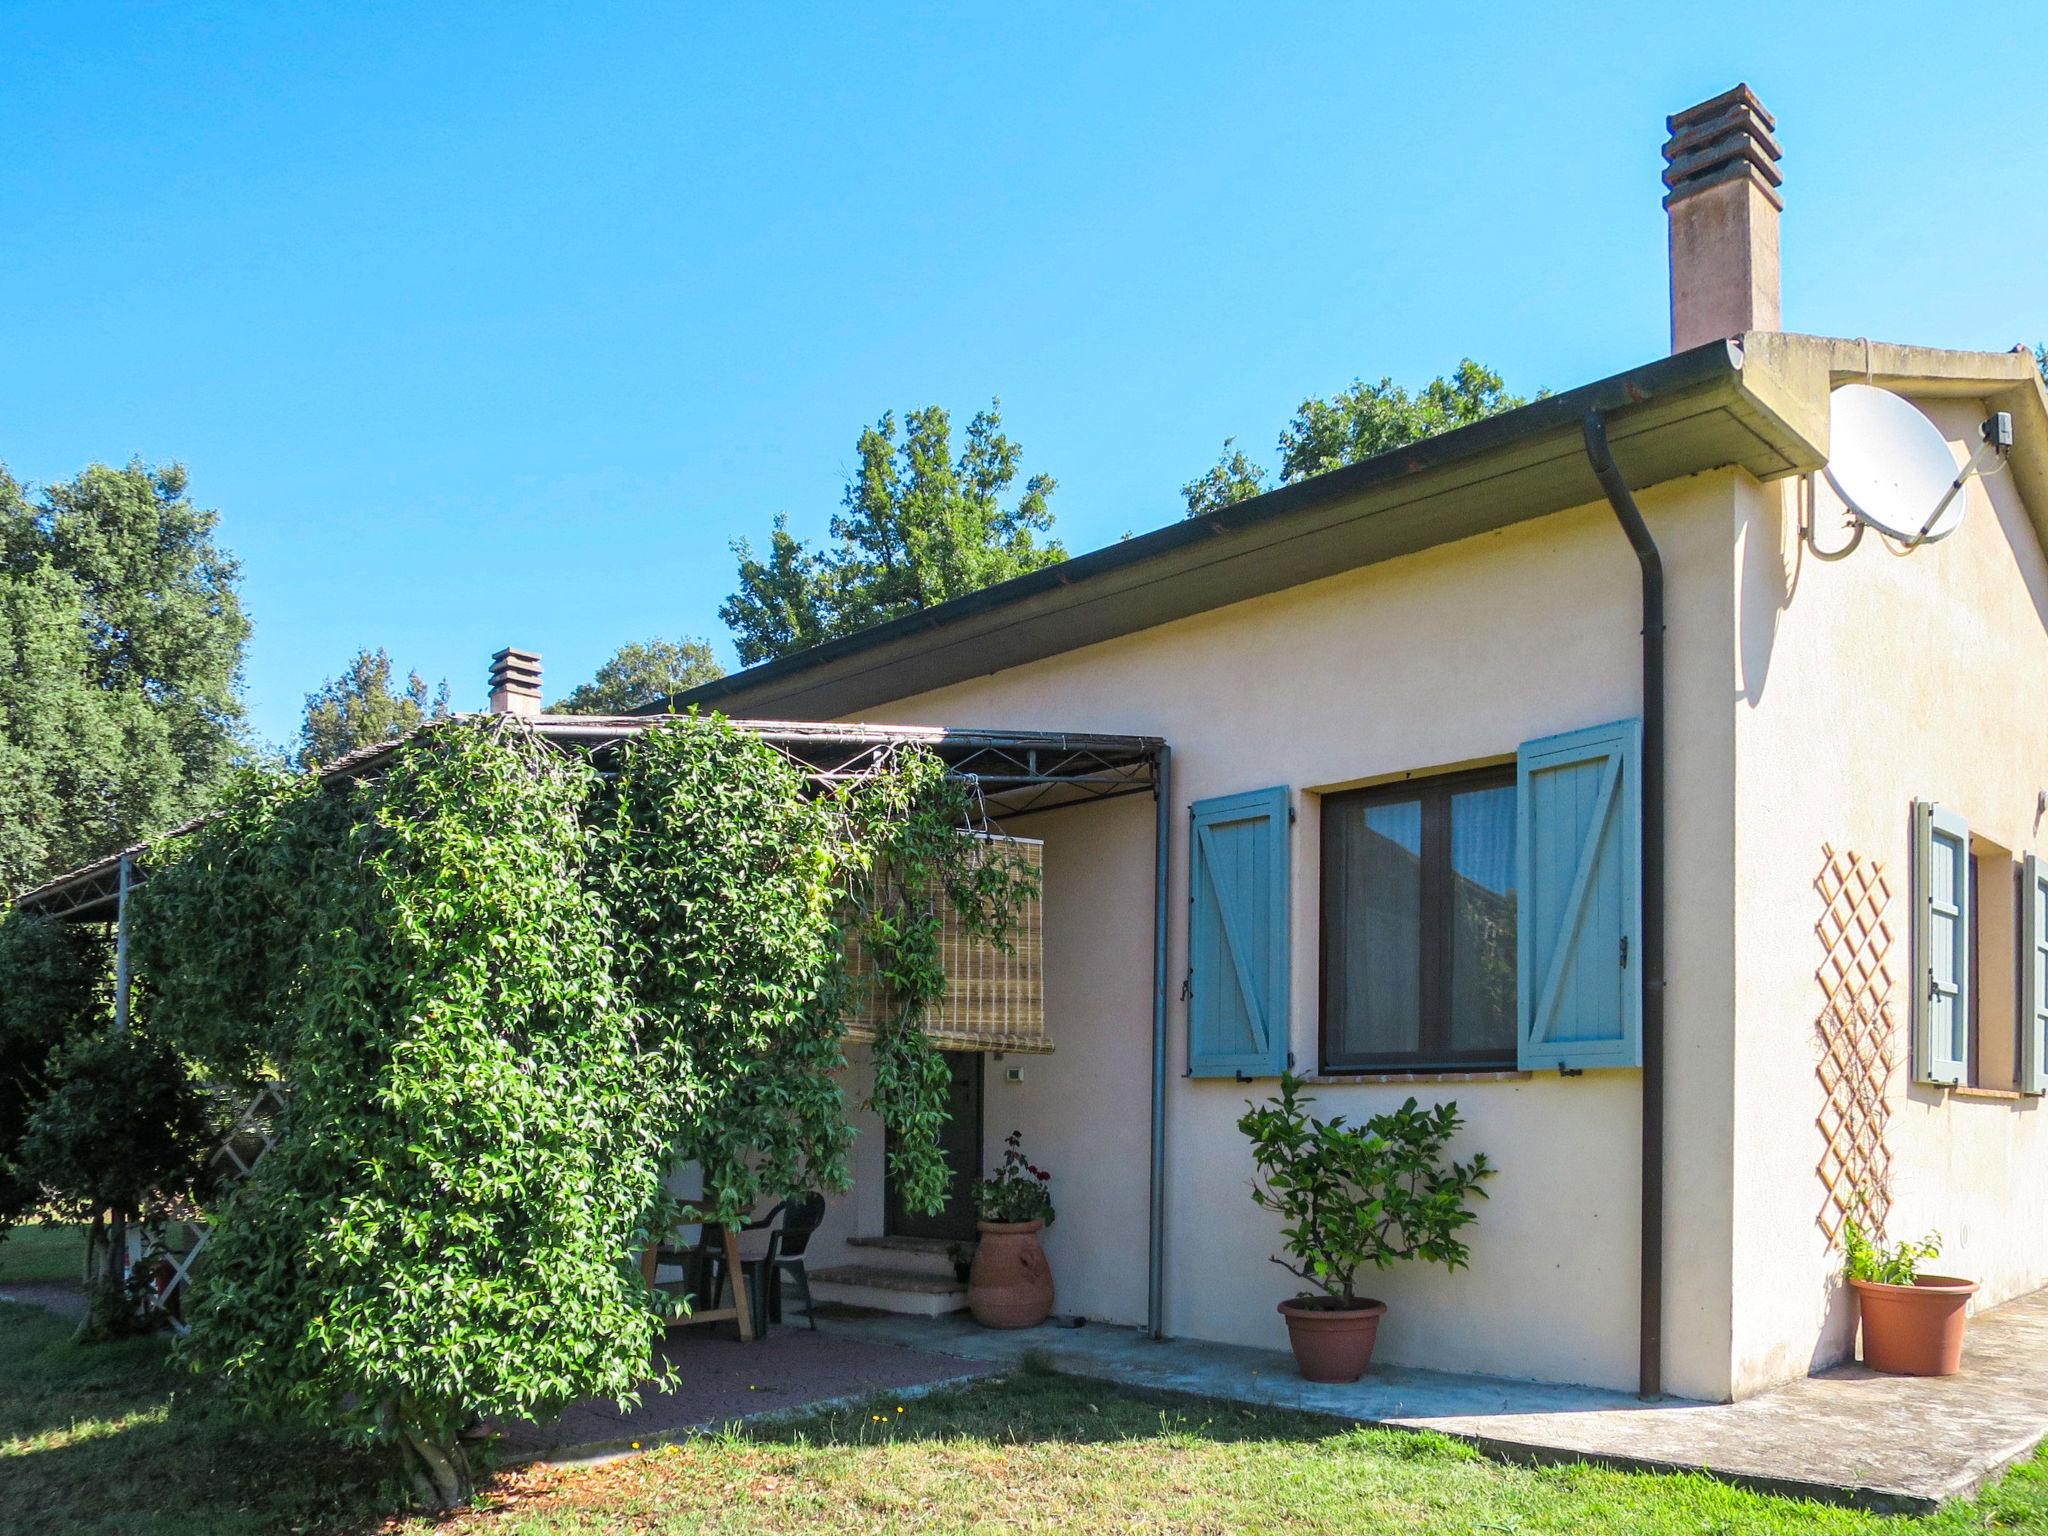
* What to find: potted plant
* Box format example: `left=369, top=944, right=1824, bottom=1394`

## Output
left=1239, top=1074, right=1494, bottom=1383
left=946, top=1241, right=975, bottom=1286
left=1844, top=1217, right=1976, bottom=1375
left=967, top=1130, right=1055, bottom=1328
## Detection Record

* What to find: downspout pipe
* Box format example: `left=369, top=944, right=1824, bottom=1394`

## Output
left=1581, top=411, right=1667, bottom=1402
left=1147, top=744, right=1173, bottom=1340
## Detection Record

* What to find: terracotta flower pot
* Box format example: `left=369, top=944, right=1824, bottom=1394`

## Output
left=1278, top=1297, right=1387, bottom=1383
left=968, top=1219, right=1053, bottom=1328
left=1851, top=1273, right=1977, bottom=1375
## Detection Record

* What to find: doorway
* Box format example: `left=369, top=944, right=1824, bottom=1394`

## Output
left=883, top=1051, right=984, bottom=1242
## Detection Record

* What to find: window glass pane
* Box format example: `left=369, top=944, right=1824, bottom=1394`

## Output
left=1329, top=798, right=1422, bottom=1061
left=1449, top=784, right=1517, bottom=1055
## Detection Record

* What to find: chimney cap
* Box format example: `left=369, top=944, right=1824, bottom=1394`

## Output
left=1666, top=82, right=1775, bottom=136
left=1662, top=83, right=1783, bottom=211
left=488, top=646, right=543, bottom=715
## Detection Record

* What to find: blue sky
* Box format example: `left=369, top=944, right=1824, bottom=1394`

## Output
left=4, top=3, right=2042, bottom=750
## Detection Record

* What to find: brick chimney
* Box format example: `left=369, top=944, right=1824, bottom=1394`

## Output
left=1662, top=84, right=1782, bottom=352
left=488, top=647, right=542, bottom=716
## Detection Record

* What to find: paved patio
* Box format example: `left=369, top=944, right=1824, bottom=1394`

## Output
left=493, top=1323, right=994, bottom=1464
left=819, top=1286, right=2048, bottom=1512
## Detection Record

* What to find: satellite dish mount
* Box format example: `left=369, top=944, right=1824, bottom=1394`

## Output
left=1805, top=383, right=2014, bottom=561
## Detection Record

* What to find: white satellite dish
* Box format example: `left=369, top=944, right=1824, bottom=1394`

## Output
left=1821, top=384, right=1971, bottom=544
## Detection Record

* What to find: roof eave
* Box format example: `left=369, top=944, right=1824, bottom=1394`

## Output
left=662, top=337, right=1819, bottom=720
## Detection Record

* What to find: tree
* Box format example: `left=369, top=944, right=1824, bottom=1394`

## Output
left=1183, top=360, right=1536, bottom=517
left=556, top=638, right=725, bottom=715
left=0, top=914, right=111, bottom=1244
left=1180, top=439, right=1270, bottom=519
left=131, top=716, right=1033, bottom=1508
left=722, top=401, right=1064, bottom=665
left=0, top=460, right=250, bottom=897
left=297, top=648, right=451, bottom=769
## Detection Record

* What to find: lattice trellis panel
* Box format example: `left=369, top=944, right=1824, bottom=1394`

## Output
left=1813, top=845, right=1897, bottom=1241
left=142, top=1081, right=286, bottom=1333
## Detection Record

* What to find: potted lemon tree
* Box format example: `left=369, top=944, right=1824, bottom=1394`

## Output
left=1844, top=1217, right=1976, bottom=1375
left=1239, top=1074, right=1494, bottom=1383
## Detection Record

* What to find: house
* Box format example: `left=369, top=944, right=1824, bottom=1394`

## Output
left=658, top=85, right=2048, bottom=1404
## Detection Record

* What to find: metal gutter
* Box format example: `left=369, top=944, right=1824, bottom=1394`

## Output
left=1582, top=410, right=1668, bottom=1403
left=658, top=340, right=1784, bottom=719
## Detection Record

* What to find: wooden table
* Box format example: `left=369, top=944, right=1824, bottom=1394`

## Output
left=641, top=1226, right=754, bottom=1343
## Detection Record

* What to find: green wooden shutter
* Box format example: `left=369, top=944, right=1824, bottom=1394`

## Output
left=2022, top=853, right=2047, bottom=1096
left=1516, top=719, right=1643, bottom=1071
left=1913, top=801, right=1971, bottom=1086
left=1187, top=786, right=1290, bottom=1079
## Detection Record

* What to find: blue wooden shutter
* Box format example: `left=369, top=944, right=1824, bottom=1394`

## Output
left=1187, top=786, right=1290, bottom=1078
left=1912, top=801, right=1970, bottom=1086
left=1516, top=719, right=1643, bottom=1071
left=2022, top=853, right=2046, bottom=1095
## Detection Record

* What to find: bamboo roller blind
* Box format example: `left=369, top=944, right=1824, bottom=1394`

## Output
left=843, top=835, right=1049, bottom=1054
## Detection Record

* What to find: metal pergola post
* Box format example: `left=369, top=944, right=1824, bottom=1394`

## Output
left=112, top=853, right=133, bottom=1034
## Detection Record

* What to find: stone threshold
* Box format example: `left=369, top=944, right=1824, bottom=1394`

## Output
left=846, top=1234, right=969, bottom=1256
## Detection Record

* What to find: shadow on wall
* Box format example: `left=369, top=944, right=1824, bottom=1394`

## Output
left=1738, top=479, right=1797, bottom=709
left=1805, top=1260, right=1858, bottom=1376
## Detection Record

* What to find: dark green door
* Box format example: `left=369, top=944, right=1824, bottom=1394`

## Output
left=884, top=1051, right=984, bottom=1241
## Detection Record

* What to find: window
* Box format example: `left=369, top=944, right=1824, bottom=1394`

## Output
left=1913, top=801, right=2035, bottom=1093
left=1968, top=836, right=2022, bottom=1091
left=1321, top=767, right=1517, bottom=1072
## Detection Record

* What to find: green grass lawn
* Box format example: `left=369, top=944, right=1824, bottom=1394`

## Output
left=5, top=1297, right=2047, bottom=1536
left=0, top=1222, right=89, bottom=1285
left=0, top=1301, right=394, bottom=1536
left=405, top=1367, right=2048, bottom=1535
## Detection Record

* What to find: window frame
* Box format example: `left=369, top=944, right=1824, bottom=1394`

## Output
left=1965, top=839, right=2025, bottom=1093
left=1319, top=763, right=1519, bottom=1075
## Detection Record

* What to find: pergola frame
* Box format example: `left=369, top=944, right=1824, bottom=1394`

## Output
left=12, top=713, right=1179, bottom=1339
left=14, top=714, right=1164, bottom=926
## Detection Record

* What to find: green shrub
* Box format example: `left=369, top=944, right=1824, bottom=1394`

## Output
left=118, top=713, right=1034, bottom=1509
left=175, top=721, right=668, bottom=1507
left=1238, top=1073, right=1493, bottom=1307
left=1843, top=1216, right=1941, bottom=1286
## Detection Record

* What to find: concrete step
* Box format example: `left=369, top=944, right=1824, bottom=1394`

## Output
left=844, top=1233, right=972, bottom=1280
left=809, top=1263, right=969, bottom=1317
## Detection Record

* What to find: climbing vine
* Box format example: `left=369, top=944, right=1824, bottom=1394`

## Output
left=174, top=722, right=668, bottom=1507
left=37, top=711, right=1040, bottom=1508
left=129, top=766, right=349, bottom=1083
left=594, top=719, right=853, bottom=1222
left=845, top=758, right=1039, bottom=1214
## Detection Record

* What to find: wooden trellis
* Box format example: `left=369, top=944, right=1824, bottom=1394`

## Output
left=1813, top=844, right=1897, bottom=1241
left=142, top=1081, right=286, bottom=1333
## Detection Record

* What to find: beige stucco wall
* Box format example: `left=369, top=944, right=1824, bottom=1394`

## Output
left=820, top=475, right=1748, bottom=1399
left=1727, top=397, right=2048, bottom=1396
left=808, top=793, right=1159, bottom=1328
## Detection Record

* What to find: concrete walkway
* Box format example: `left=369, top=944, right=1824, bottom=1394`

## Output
left=822, top=1287, right=2048, bottom=1512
